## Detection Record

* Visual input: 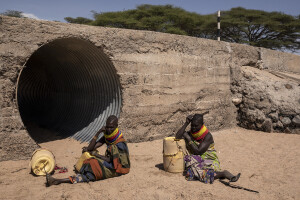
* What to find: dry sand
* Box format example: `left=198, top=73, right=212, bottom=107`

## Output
left=0, top=127, right=299, bottom=200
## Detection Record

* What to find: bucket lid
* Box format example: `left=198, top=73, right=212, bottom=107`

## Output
left=31, top=148, right=55, bottom=160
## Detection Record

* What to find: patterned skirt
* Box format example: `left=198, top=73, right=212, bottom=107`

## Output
left=185, top=142, right=221, bottom=183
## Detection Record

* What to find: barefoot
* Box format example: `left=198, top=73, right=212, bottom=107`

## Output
left=230, top=173, right=241, bottom=182
left=46, top=174, right=60, bottom=186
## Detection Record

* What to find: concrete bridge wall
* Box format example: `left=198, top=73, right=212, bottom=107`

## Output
left=0, top=16, right=299, bottom=161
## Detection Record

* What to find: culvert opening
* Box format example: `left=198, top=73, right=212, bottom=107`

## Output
left=17, top=38, right=121, bottom=143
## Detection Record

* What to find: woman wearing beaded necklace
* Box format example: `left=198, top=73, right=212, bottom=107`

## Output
left=176, top=112, right=240, bottom=183
left=46, top=115, right=130, bottom=186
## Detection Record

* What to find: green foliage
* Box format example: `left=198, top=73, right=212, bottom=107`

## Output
left=91, top=4, right=211, bottom=37
left=221, top=7, right=300, bottom=51
left=1, top=10, right=23, bottom=18
left=64, top=5, right=300, bottom=51
left=64, top=17, right=93, bottom=24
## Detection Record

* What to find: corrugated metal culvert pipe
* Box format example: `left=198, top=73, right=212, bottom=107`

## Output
left=17, top=38, right=121, bottom=143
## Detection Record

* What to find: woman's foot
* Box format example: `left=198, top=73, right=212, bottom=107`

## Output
left=46, top=173, right=60, bottom=186
left=230, top=173, right=241, bottom=182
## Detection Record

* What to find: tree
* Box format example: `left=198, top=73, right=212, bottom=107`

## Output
left=64, top=5, right=300, bottom=51
left=64, top=17, right=93, bottom=24
left=1, top=10, right=23, bottom=18
left=91, top=4, right=209, bottom=36
left=221, top=7, right=300, bottom=52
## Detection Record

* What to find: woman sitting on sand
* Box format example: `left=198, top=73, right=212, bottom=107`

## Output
left=46, top=115, right=130, bottom=186
left=176, top=112, right=240, bottom=183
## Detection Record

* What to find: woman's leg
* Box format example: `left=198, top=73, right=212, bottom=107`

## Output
left=46, top=174, right=72, bottom=186
left=215, top=170, right=241, bottom=182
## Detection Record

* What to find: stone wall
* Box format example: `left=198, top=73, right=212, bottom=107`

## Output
left=231, top=66, right=300, bottom=134
left=0, top=16, right=299, bottom=161
left=229, top=45, right=300, bottom=134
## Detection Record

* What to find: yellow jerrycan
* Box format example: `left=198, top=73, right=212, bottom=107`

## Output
left=74, top=151, right=97, bottom=172
left=30, top=148, right=56, bottom=176
left=163, top=137, right=186, bottom=173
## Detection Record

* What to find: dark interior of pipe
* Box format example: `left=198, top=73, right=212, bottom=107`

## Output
left=17, top=38, right=121, bottom=143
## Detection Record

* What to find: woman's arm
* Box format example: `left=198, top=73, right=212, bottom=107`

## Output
left=91, top=151, right=111, bottom=163
left=184, top=132, right=214, bottom=155
left=176, top=115, right=193, bottom=139
left=86, top=126, right=106, bottom=151
left=93, top=137, right=105, bottom=150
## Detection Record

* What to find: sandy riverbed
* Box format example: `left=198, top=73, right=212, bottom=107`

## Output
left=0, top=127, right=299, bottom=200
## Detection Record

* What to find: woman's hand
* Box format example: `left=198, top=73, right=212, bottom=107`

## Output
left=96, top=126, right=106, bottom=136
left=82, top=147, right=88, bottom=153
left=186, top=115, right=193, bottom=124
left=93, top=126, right=106, bottom=139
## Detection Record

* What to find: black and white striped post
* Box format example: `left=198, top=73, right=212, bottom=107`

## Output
left=217, top=10, right=221, bottom=41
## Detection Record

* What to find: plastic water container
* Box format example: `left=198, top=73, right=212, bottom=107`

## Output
left=74, top=151, right=96, bottom=172
left=30, top=148, right=56, bottom=176
left=163, top=137, right=186, bottom=173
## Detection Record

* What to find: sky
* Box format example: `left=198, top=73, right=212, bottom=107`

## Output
left=0, top=0, right=299, bottom=22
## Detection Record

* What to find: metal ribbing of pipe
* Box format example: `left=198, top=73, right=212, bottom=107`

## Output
left=17, top=38, right=121, bottom=142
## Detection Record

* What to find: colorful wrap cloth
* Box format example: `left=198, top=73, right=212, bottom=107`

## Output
left=191, top=125, right=209, bottom=142
left=185, top=155, right=215, bottom=183
left=104, top=128, right=123, bottom=145
left=69, top=136, right=130, bottom=184
left=185, top=139, right=221, bottom=183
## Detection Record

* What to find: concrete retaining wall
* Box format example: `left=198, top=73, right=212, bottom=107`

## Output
left=0, top=16, right=299, bottom=161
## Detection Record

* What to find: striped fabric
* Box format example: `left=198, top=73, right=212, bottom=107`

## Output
left=69, top=136, right=130, bottom=183
left=191, top=125, right=209, bottom=141
left=109, top=138, right=130, bottom=175
left=104, top=128, right=123, bottom=144
left=83, top=158, right=103, bottom=180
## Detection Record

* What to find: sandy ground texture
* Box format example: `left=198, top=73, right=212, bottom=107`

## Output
left=0, top=127, right=299, bottom=200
